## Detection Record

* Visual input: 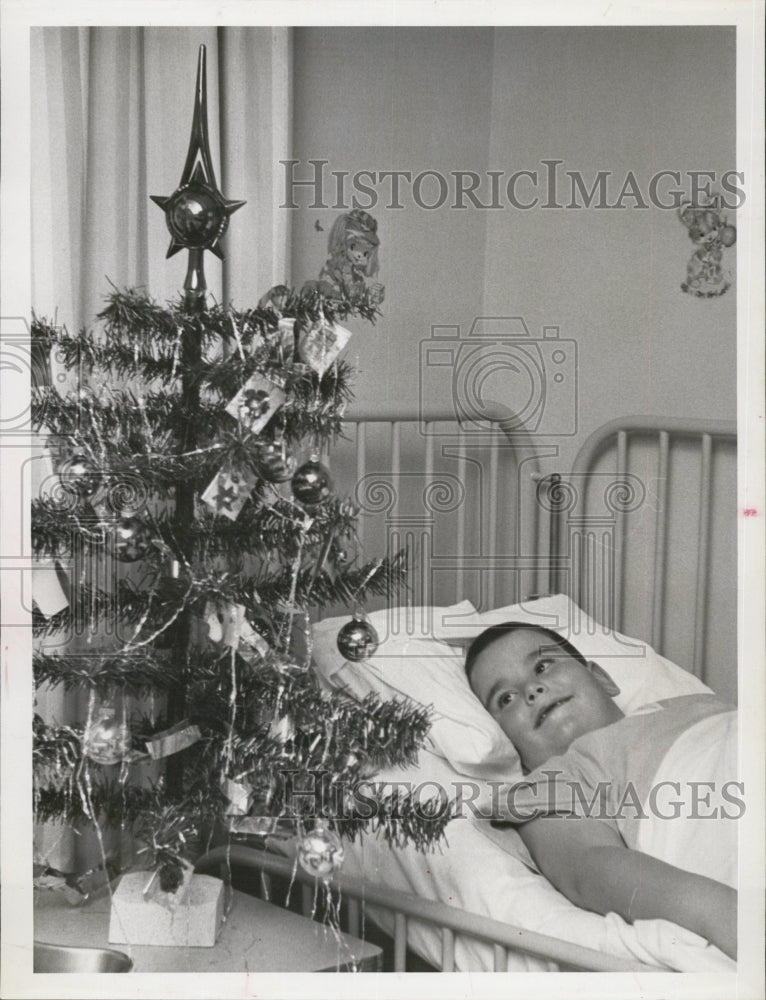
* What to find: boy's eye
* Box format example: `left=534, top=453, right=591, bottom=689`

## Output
left=498, top=691, right=515, bottom=708
left=534, top=659, right=552, bottom=674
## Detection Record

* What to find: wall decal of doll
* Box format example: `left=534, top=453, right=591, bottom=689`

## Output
left=678, top=199, right=736, bottom=298
left=308, top=209, right=385, bottom=306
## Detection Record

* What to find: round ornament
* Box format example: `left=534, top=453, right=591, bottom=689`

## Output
left=255, top=440, right=297, bottom=484
left=291, top=458, right=333, bottom=506
left=165, top=183, right=229, bottom=249
left=297, top=820, right=345, bottom=880
left=82, top=694, right=131, bottom=766
left=114, top=515, right=152, bottom=562
left=337, top=615, right=379, bottom=662
left=58, top=453, right=102, bottom=502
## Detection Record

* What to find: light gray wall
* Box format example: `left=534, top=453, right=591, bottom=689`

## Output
left=290, top=27, right=737, bottom=699
left=291, top=26, right=735, bottom=454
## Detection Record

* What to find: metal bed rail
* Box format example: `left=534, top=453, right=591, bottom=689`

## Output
left=542, top=416, right=736, bottom=681
left=196, top=844, right=656, bottom=973
left=331, top=407, right=547, bottom=609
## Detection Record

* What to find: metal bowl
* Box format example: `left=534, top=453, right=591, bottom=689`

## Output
left=34, top=942, right=133, bottom=973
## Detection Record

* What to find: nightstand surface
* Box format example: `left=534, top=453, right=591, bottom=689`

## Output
left=35, top=888, right=382, bottom=972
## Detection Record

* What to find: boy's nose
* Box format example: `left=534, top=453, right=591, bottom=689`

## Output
left=525, top=683, right=545, bottom=703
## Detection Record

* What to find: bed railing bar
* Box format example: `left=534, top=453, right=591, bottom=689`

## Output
left=356, top=422, right=366, bottom=551
left=571, top=415, right=736, bottom=479
left=692, top=434, right=713, bottom=679
left=488, top=430, right=499, bottom=607
left=390, top=422, right=401, bottom=522
left=301, top=882, right=313, bottom=918
left=394, top=912, right=408, bottom=971
left=441, top=926, right=456, bottom=972
left=651, top=431, right=670, bottom=651
left=570, top=528, right=581, bottom=610
left=347, top=897, right=361, bottom=939
left=612, top=430, right=628, bottom=632
left=456, top=444, right=467, bottom=603
left=601, top=530, right=612, bottom=631
left=548, top=473, right=562, bottom=595
left=590, top=531, right=599, bottom=625
left=196, top=846, right=655, bottom=972
left=493, top=943, right=508, bottom=972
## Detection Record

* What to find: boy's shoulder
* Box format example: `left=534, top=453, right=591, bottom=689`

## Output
left=627, top=691, right=733, bottom=719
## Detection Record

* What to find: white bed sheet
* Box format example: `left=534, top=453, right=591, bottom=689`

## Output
left=341, top=749, right=736, bottom=973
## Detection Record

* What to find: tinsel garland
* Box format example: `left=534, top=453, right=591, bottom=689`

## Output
left=34, top=673, right=445, bottom=854
left=32, top=492, right=366, bottom=567
left=34, top=650, right=179, bottom=695
left=32, top=554, right=408, bottom=648
left=32, top=282, right=451, bottom=880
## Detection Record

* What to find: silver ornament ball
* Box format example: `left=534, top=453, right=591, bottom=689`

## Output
left=337, top=615, right=379, bottom=662
left=291, top=458, right=333, bottom=506
left=114, top=515, right=152, bottom=562
left=297, top=821, right=345, bottom=879
left=59, top=453, right=102, bottom=501
left=82, top=703, right=131, bottom=766
left=255, top=440, right=297, bottom=484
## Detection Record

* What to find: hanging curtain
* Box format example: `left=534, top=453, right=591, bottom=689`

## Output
left=32, top=26, right=292, bottom=328
left=30, top=25, right=293, bottom=870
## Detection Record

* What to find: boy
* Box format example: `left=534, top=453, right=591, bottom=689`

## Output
left=465, top=622, right=737, bottom=960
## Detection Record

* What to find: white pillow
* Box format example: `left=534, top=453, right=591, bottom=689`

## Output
left=431, top=594, right=713, bottom=716
left=311, top=596, right=713, bottom=781
left=312, top=603, right=520, bottom=781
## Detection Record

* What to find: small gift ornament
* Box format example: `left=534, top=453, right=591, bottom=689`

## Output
left=222, top=776, right=254, bottom=816
left=226, top=372, right=285, bottom=434
left=201, top=465, right=258, bottom=520
left=229, top=815, right=278, bottom=836
left=145, top=720, right=201, bottom=760
left=108, top=867, right=224, bottom=948
left=203, top=601, right=270, bottom=663
left=297, top=314, right=352, bottom=377
left=239, top=609, right=272, bottom=664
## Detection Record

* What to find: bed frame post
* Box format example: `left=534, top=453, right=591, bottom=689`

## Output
left=535, top=472, right=563, bottom=595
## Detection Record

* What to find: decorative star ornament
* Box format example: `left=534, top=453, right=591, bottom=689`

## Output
left=151, top=45, right=244, bottom=261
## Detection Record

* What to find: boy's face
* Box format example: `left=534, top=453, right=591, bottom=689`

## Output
left=468, top=628, right=623, bottom=771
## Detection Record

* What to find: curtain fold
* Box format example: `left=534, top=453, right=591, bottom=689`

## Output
left=31, top=25, right=293, bottom=871
left=32, top=25, right=292, bottom=331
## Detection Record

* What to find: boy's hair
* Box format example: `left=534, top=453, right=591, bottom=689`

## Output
left=464, top=622, right=589, bottom=680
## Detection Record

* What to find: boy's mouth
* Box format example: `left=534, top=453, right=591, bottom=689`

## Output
left=535, top=696, right=573, bottom=729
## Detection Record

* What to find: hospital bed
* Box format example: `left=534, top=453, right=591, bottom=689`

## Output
left=196, top=409, right=737, bottom=972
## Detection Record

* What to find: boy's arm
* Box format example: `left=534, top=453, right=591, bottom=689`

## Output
left=518, top=815, right=737, bottom=959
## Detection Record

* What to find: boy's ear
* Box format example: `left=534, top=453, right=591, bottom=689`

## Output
left=586, top=660, right=621, bottom=697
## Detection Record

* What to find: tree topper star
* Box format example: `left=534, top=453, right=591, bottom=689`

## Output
left=151, top=45, right=244, bottom=260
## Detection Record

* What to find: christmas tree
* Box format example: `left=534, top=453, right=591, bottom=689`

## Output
left=32, top=46, right=448, bottom=902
